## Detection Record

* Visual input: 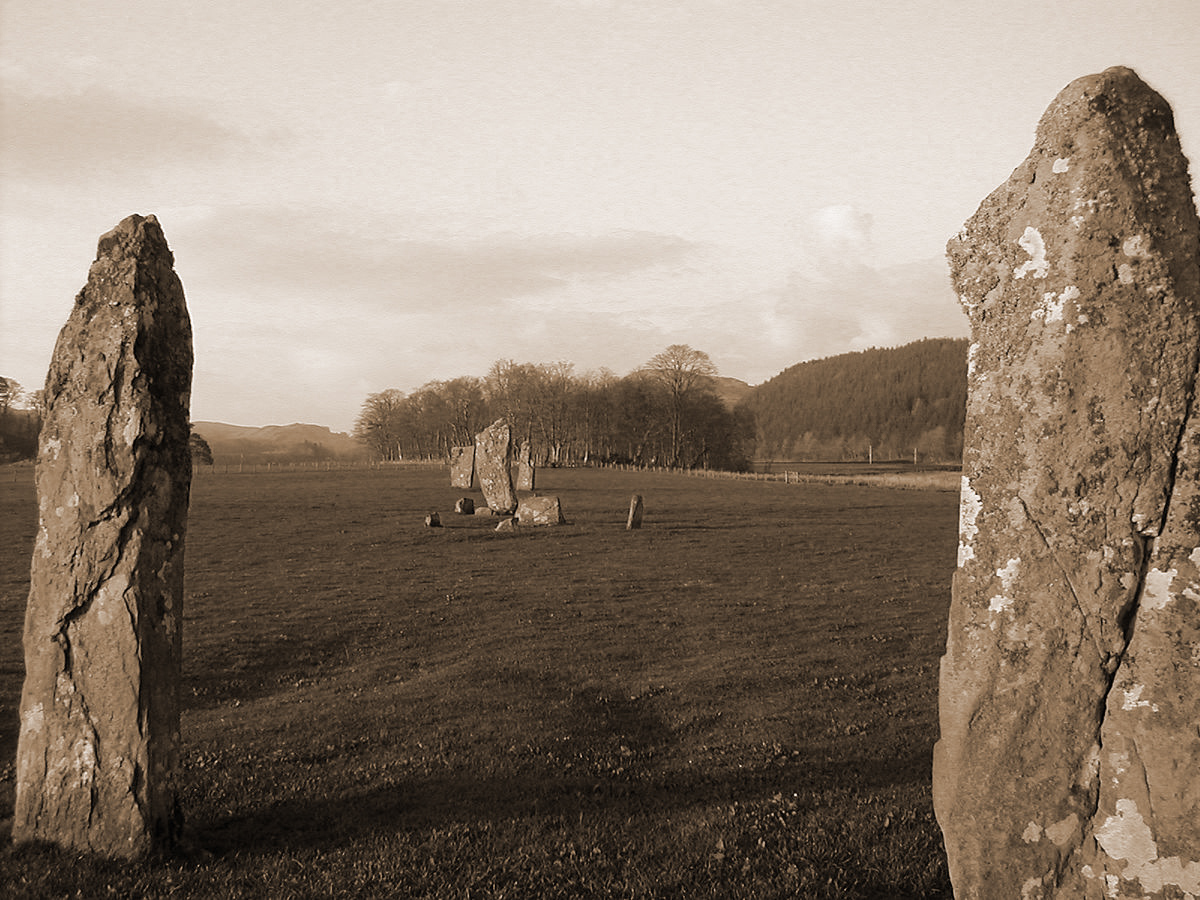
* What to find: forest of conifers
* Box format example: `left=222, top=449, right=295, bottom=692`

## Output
left=737, top=337, right=968, bottom=462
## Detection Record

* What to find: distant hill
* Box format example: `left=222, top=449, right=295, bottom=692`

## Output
left=737, top=338, right=968, bottom=462
left=191, top=422, right=366, bottom=465
left=711, top=376, right=752, bottom=410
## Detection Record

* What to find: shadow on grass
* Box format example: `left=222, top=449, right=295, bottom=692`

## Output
left=196, top=746, right=932, bottom=858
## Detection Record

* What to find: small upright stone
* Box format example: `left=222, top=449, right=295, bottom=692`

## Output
left=454, top=497, right=475, bottom=515
left=14, top=215, right=193, bottom=858
left=424, top=512, right=442, bottom=528
left=516, top=439, right=536, bottom=491
left=627, top=495, right=644, bottom=530
left=935, top=68, right=1200, bottom=899
left=474, top=419, right=517, bottom=515
left=449, top=445, right=475, bottom=489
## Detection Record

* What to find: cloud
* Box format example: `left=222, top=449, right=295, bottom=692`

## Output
left=0, top=81, right=258, bottom=183
left=173, top=206, right=698, bottom=312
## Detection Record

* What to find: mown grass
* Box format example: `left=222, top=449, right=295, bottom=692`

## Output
left=0, top=465, right=956, bottom=898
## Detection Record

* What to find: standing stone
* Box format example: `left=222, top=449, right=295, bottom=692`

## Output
left=449, top=445, right=475, bottom=489
left=935, top=68, right=1200, bottom=899
left=454, top=497, right=475, bottom=515
left=14, top=215, right=193, bottom=858
left=424, top=512, right=442, bottom=528
left=627, top=495, right=644, bottom=530
left=516, top=439, right=536, bottom=491
left=516, top=495, right=565, bottom=526
left=474, top=419, right=517, bottom=515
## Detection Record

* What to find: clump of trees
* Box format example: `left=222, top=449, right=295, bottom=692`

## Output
left=353, top=345, right=752, bottom=471
left=0, top=377, right=41, bottom=462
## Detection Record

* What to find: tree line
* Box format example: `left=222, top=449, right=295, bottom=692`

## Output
left=353, top=345, right=754, bottom=471
left=0, top=377, right=41, bottom=463
left=736, top=338, right=968, bottom=463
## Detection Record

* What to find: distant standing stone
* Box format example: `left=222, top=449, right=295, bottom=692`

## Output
left=14, top=214, right=193, bottom=858
left=516, top=439, right=536, bottom=491
left=424, top=512, right=442, bottom=527
left=516, top=495, right=565, bottom=526
left=454, top=497, right=475, bottom=515
left=627, top=495, right=644, bottom=530
left=449, top=445, right=475, bottom=489
left=474, top=419, right=517, bottom=515
left=935, top=68, right=1200, bottom=899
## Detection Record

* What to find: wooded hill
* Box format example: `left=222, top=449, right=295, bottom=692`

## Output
left=737, top=338, right=968, bottom=463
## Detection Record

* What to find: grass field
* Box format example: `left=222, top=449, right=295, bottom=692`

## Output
left=0, top=464, right=957, bottom=898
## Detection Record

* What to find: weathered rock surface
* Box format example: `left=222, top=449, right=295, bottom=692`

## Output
left=424, top=512, right=442, bottom=528
left=627, top=494, right=644, bottom=531
left=14, top=214, right=193, bottom=858
left=474, top=419, right=517, bottom=515
left=516, top=495, right=565, bottom=526
left=516, top=440, right=535, bottom=491
left=473, top=506, right=496, bottom=517
left=454, top=497, right=475, bottom=515
left=494, top=517, right=519, bottom=533
left=449, top=445, right=475, bottom=489
left=934, top=68, right=1200, bottom=899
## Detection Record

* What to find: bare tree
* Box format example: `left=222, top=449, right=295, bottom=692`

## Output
left=641, top=345, right=718, bottom=467
left=352, top=389, right=407, bottom=460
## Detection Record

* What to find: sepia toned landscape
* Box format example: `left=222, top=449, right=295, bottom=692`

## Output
left=1, top=463, right=957, bottom=897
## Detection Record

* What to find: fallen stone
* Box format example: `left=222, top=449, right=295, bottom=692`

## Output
left=14, top=214, right=193, bottom=858
left=494, top=517, right=519, bottom=533
left=474, top=419, right=517, bottom=515
left=449, top=445, right=475, bottom=489
left=627, top=494, right=644, bottom=530
left=516, top=495, right=565, bottom=526
left=473, top=506, right=495, bottom=517
left=934, top=67, right=1200, bottom=899
left=454, top=497, right=475, bottom=515
left=424, top=512, right=442, bottom=527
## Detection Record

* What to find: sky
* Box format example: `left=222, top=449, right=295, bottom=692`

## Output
left=2, top=1, right=1198, bottom=434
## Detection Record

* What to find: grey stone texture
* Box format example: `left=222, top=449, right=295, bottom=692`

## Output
left=627, top=494, right=644, bottom=531
left=934, top=68, right=1200, bottom=899
left=449, top=445, right=475, bottom=489
left=516, top=439, right=536, bottom=491
left=473, top=419, right=517, bottom=515
left=515, top=495, right=565, bottom=526
left=14, top=214, right=193, bottom=858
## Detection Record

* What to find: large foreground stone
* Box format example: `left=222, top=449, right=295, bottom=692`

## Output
left=14, top=214, right=193, bottom=858
left=474, top=419, right=517, bottom=515
left=934, top=68, right=1200, bottom=898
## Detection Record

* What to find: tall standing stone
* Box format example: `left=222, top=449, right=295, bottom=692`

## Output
left=474, top=419, right=517, bottom=515
left=449, top=445, right=475, bottom=489
left=14, top=215, right=193, bottom=858
left=516, top=439, right=536, bottom=491
left=935, top=68, right=1200, bottom=898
